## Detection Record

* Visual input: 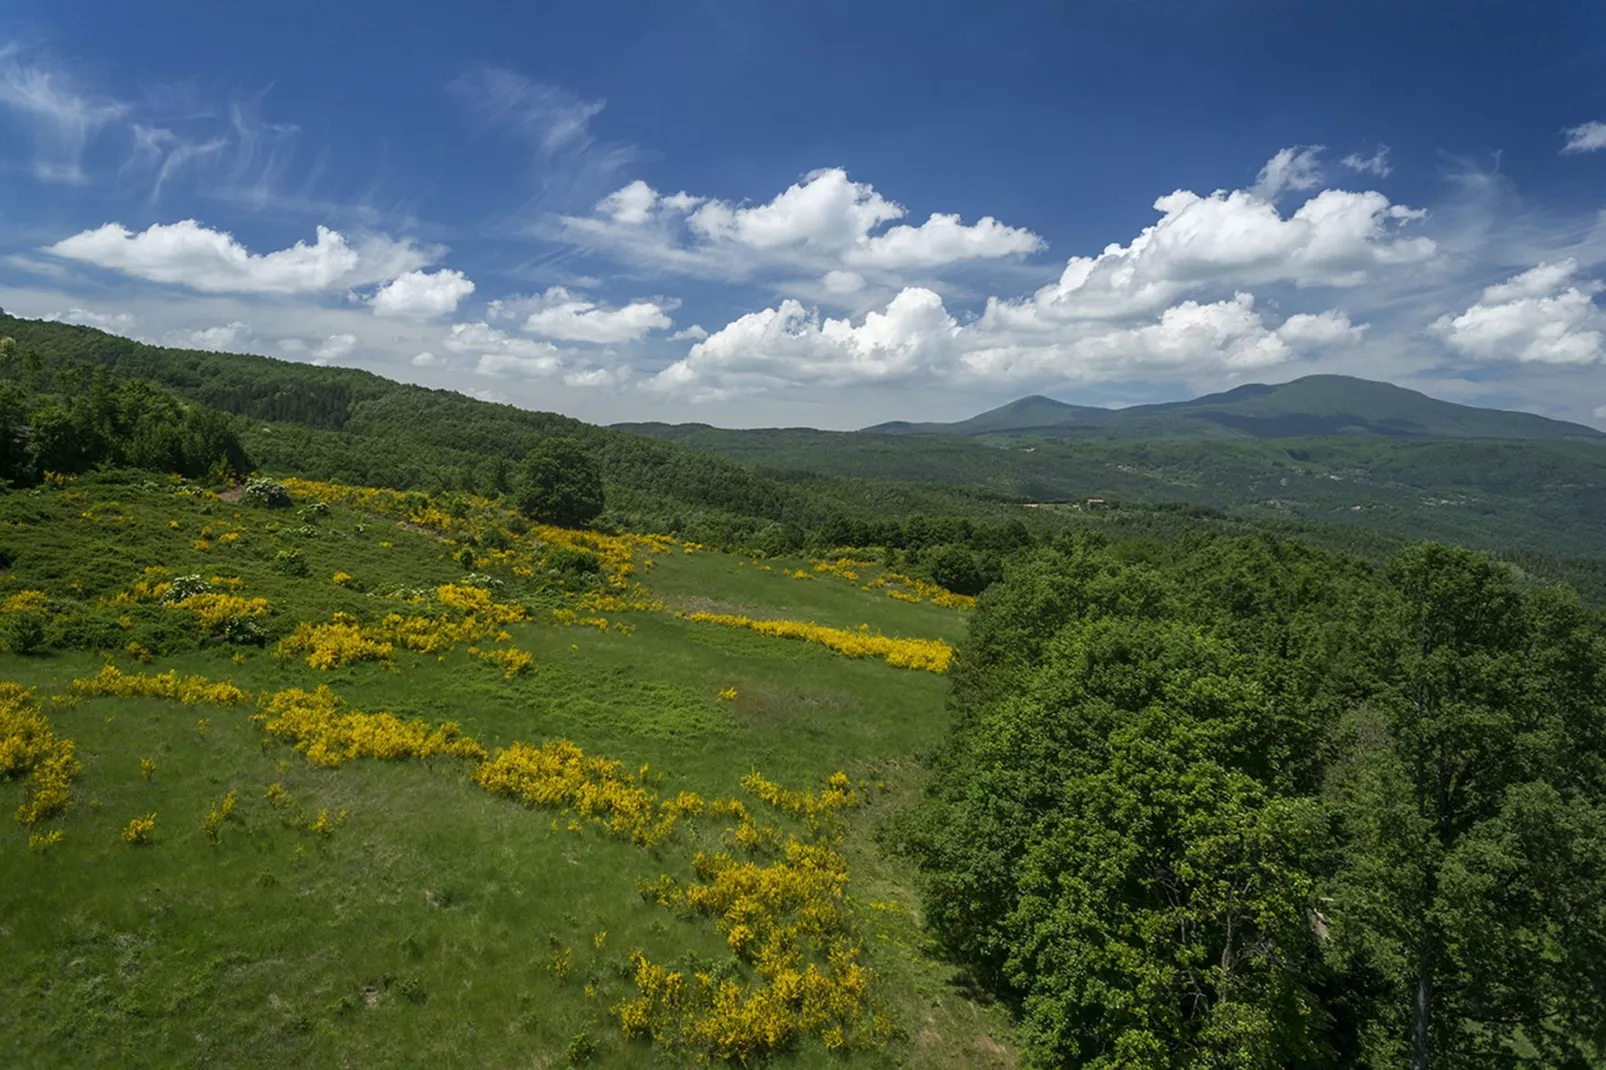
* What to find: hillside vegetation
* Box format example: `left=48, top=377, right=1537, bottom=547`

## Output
left=901, top=531, right=1606, bottom=1066
left=619, top=422, right=1606, bottom=571
left=4, top=320, right=1605, bottom=1067
left=0, top=469, right=1013, bottom=1068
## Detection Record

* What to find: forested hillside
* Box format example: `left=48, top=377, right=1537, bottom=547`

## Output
left=5, top=311, right=1605, bottom=603
left=901, top=532, right=1606, bottom=1066
left=620, top=422, right=1606, bottom=566
left=0, top=314, right=1045, bottom=557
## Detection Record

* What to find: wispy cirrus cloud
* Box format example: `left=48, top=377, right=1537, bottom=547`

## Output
left=0, top=44, right=126, bottom=183
left=448, top=65, right=636, bottom=216
left=1341, top=144, right=1393, bottom=177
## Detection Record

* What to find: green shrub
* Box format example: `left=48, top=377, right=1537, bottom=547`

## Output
left=272, top=549, right=309, bottom=577
left=241, top=477, right=292, bottom=509
left=45, top=605, right=124, bottom=650
left=564, top=1028, right=597, bottom=1065
left=543, top=545, right=600, bottom=576
left=0, top=611, right=46, bottom=654
left=219, top=616, right=267, bottom=646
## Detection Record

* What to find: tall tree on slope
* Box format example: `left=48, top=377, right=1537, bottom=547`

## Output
left=1325, top=544, right=1606, bottom=1068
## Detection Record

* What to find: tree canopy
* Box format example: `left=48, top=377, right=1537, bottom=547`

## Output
left=516, top=436, right=606, bottom=528
left=906, top=532, right=1606, bottom=1068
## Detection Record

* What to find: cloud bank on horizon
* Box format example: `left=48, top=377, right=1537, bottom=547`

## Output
left=1, top=4, right=1604, bottom=429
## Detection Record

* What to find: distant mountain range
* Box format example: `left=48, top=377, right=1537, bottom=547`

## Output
left=863, top=375, right=1606, bottom=442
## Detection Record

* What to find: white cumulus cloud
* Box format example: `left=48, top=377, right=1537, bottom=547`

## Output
left=959, top=295, right=1362, bottom=385
left=166, top=321, right=253, bottom=350
left=370, top=269, right=476, bottom=318
left=654, top=288, right=960, bottom=400
left=1432, top=259, right=1605, bottom=365
left=1562, top=121, right=1606, bottom=154
left=45, top=307, right=136, bottom=331
left=445, top=321, right=569, bottom=377
left=658, top=289, right=1366, bottom=399
left=279, top=333, right=359, bottom=364
left=977, top=182, right=1433, bottom=330
left=490, top=286, right=672, bottom=343
left=648, top=149, right=1416, bottom=399
left=562, top=167, right=1043, bottom=283
left=44, top=219, right=437, bottom=294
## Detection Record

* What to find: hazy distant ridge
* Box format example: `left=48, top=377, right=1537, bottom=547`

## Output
left=862, top=375, right=1606, bottom=442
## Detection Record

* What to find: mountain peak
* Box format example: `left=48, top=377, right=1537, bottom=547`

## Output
left=866, top=376, right=1604, bottom=442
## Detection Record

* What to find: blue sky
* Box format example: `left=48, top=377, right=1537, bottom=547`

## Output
left=2, top=0, right=1605, bottom=429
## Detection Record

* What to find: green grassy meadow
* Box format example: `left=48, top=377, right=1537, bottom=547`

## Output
left=0, top=477, right=1010, bottom=1068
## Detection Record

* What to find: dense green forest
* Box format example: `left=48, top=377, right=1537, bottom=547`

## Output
left=618, top=422, right=1606, bottom=563
left=902, top=532, right=1606, bottom=1067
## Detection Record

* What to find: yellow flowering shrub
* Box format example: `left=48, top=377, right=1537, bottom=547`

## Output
left=681, top=612, right=953, bottom=674
left=475, top=647, right=534, bottom=678
left=277, top=614, right=394, bottom=669
left=0, top=682, right=81, bottom=825
left=550, top=608, right=612, bottom=631
left=0, top=590, right=48, bottom=614
left=170, top=592, right=270, bottom=629
left=867, top=570, right=975, bottom=609
left=281, top=477, right=674, bottom=601
left=203, top=790, right=237, bottom=842
left=575, top=589, right=665, bottom=614
left=331, top=571, right=353, bottom=587
left=618, top=772, right=885, bottom=1060
left=473, top=740, right=697, bottom=847
left=308, top=808, right=346, bottom=837
left=28, top=828, right=63, bottom=852
left=253, top=685, right=486, bottom=769
left=811, top=556, right=873, bottom=583
left=718, top=687, right=737, bottom=702
left=740, top=770, right=858, bottom=827
left=69, top=665, right=251, bottom=706
left=122, top=812, right=157, bottom=845
left=282, top=587, right=528, bottom=669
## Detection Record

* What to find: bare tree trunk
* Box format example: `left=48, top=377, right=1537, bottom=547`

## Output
left=1410, top=956, right=1433, bottom=1070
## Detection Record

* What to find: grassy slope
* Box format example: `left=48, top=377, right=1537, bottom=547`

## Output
left=0, top=478, right=1010, bottom=1069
